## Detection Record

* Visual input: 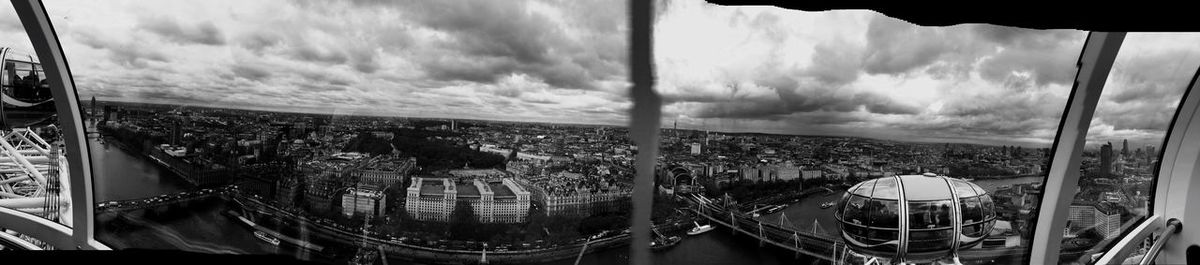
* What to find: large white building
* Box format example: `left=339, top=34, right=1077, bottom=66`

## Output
left=404, top=177, right=531, bottom=223
left=341, top=184, right=387, bottom=219
left=1067, top=203, right=1122, bottom=239
left=406, top=178, right=457, bottom=222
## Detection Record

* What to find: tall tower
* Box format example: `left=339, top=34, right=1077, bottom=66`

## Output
left=1122, top=139, right=1129, bottom=157
left=172, top=121, right=182, bottom=146
left=90, top=96, right=97, bottom=119
left=1100, top=142, right=1113, bottom=178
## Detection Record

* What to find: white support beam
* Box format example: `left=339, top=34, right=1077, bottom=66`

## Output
left=1030, top=32, right=1125, bottom=265
left=1153, top=64, right=1200, bottom=264
left=11, top=0, right=101, bottom=250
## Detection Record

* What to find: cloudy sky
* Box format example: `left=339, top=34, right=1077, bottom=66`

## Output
left=30, top=0, right=631, bottom=125
left=653, top=1, right=1200, bottom=148
left=3, top=0, right=1198, bottom=148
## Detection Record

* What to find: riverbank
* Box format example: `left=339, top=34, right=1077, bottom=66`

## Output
left=233, top=194, right=633, bottom=265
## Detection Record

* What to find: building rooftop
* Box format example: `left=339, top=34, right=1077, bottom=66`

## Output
left=457, top=183, right=481, bottom=197
left=490, top=182, right=515, bottom=197
left=419, top=179, right=446, bottom=195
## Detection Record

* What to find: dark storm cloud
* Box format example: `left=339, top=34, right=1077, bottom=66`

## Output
left=938, top=92, right=1066, bottom=136
left=1098, top=103, right=1179, bottom=131
left=806, top=42, right=863, bottom=86
left=74, top=30, right=169, bottom=68
left=1107, top=50, right=1200, bottom=104
left=975, top=27, right=1084, bottom=87
left=691, top=78, right=920, bottom=120
left=231, top=63, right=272, bottom=81
left=342, top=0, right=625, bottom=90
left=138, top=16, right=226, bottom=45
left=973, top=25, right=1078, bottom=50
left=296, top=83, right=348, bottom=93
left=862, top=16, right=958, bottom=75
left=1090, top=48, right=1200, bottom=131
left=237, top=31, right=285, bottom=53
left=861, top=17, right=1083, bottom=88
left=290, top=42, right=350, bottom=65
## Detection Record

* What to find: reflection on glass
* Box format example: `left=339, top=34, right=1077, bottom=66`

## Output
left=909, top=201, right=953, bottom=229
left=1060, top=33, right=1200, bottom=265
left=960, top=197, right=984, bottom=224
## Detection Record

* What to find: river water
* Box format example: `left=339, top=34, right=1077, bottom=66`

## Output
left=87, top=131, right=1045, bottom=265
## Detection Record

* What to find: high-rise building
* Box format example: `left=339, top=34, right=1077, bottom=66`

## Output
left=1122, top=139, right=1129, bottom=157
left=1100, top=142, right=1113, bottom=177
left=171, top=121, right=182, bottom=146
left=690, top=142, right=701, bottom=155
left=1067, top=203, right=1122, bottom=239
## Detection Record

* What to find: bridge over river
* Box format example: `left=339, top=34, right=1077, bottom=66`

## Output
left=94, top=184, right=236, bottom=213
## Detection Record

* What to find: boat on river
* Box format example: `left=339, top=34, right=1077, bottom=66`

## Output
left=254, top=230, right=280, bottom=246
left=687, top=221, right=714, bottom=236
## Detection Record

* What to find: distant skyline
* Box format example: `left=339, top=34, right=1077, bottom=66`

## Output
left=1, top=1, right=1197, bottom=148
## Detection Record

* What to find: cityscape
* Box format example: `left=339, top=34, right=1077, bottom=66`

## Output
left=1, top=0, right=1197, bottom=265
left=81, top=96, right=1160, bottom=264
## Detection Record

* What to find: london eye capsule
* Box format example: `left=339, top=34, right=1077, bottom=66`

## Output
left=835, top=173, right=996, bottom=263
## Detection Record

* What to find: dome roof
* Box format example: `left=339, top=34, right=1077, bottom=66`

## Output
left=847, top=174, right=987, bottom=201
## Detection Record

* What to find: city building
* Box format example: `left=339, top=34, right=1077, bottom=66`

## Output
left=1100, top=142, right=1114, bottom=177
left=275, top=175, right=303, bottom=209
left=446, top=168, right=511, bottom=179
left=1067, top=203, right=1123, bottom=239
left=690, top=142, right=701, bottom=155
left=354, top=156, right=417, bottom=188
left=535, top=189, right=631, bottom=218
left=406, top=178, right=456, bottom=222
left=341, top=184, right=388, bottom=219
left=405, top=177, right=531, bottom=223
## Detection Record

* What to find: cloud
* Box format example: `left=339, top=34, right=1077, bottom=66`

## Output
left=862, top=15, right=963, bottom=75
left=138, top=16, right=226, bottom=45
left=653, top=1, right=1098, bottom=146
left=73, top=29, right=170, bottom=68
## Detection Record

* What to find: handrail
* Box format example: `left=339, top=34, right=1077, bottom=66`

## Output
left=1139, top=218, right=1183, bottom=265
left=0, top=229, right=42, bottom=250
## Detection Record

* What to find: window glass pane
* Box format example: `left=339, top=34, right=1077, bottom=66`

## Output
left=979, top=194, right=996, bottom=219
left=842, top=195, right=870, bottom=226
left=960, top=196, right=984, bottom=224
left=909, top=201, right=953, bottom=229
left=1060, top=33, right=1200, bottom=264
left=0, top=2, right=73, bottom=248
left=654, top=1, right=1083, bottom=264
left=45, top=0, right=631, bottom=263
